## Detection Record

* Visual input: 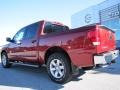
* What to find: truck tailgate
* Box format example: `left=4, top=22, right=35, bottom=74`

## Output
left=97, top=26, right=116, bottom=53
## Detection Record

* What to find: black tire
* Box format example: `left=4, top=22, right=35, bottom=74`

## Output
left=1, top=52, right=12, bottom=68
left=47, top=53, right=72, bottom=84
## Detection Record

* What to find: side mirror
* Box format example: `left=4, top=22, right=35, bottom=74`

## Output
left=6, top=37, right=12, bottom=42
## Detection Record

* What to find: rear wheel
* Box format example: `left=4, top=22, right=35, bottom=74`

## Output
left=47, top=53, right=72, bottom=84
left=1, top=52, right=12, bottom=68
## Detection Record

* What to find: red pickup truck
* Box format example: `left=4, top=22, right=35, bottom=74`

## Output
left=1, top=20, right=119, bottom=83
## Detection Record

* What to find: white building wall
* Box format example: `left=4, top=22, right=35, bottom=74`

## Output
left=71, top=0, right=120, bottom=28
left=71, top=6, right=99, bottom=28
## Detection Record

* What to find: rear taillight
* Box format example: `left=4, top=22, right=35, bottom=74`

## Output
left=87, top=30, right=100, bottom=46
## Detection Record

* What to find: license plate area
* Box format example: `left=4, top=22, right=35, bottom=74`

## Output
left=105, top=55, right=112, bottom=63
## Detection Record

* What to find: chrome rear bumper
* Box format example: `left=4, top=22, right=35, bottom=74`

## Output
left=94, top=50, right=119, bottom=65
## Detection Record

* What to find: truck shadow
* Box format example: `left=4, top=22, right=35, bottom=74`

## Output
left=0, top=64, right=63, bottom=90
left=88, top=57, right=120, bottom=75
left=0, top=64, right=84, bottom=90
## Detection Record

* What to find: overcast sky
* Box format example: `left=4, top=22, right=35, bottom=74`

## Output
left=0, top=0, right=105, bottom=46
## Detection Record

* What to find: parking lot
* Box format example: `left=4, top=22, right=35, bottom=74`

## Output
left=0, top=57, right=120, bottom=90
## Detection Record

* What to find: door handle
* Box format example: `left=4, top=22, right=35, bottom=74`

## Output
left=32, top=40, right=37, bottom=43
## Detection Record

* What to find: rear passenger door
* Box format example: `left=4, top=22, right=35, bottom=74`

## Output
left=21, top=22, right=39, bottom=62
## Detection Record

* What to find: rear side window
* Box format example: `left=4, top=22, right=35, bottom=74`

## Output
left=52, top=24, right=69, bottom=32
left=44, top=22, right=52, bottom=33
left=44, top=22, right=69, bottom=34
left=25, top=22, right=39, bottom=39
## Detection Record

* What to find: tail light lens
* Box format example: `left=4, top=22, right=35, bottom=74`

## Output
left=87, top=29, right=100, bottom=46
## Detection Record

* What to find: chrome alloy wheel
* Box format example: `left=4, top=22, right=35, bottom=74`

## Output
left=1, top=55, right=7, bottom=66
left=50, top=59, right=65, bottom=78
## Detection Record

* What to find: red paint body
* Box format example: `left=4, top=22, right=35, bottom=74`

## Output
left=1, top=20, right=116, bottom=67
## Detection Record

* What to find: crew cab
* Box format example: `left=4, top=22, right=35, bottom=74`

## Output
left=1, top=20, right=119, bottom=83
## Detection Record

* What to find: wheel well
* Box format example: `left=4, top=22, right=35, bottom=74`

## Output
left=44, top=47, right=71, bottom=64
left=1, top=50, right=7, bottom=56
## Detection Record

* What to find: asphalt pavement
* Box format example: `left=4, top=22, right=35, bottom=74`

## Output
left=0, top=57, right=120, bottom=90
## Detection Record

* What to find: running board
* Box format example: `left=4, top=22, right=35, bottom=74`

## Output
left=9, top=61, right=40, bottom=68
